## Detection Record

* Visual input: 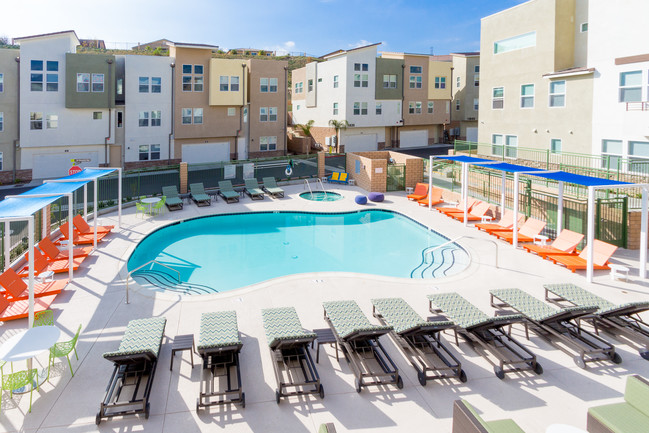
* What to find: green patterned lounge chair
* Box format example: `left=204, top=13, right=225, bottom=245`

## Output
left=262, top=307, right=323, bottom=403
left=244, top=178, right=265, bottom=200
left=453, top=399, right=526, bottom=433
left=489, top=288, right=620, bottom=369
left=544, top=283, right=649, bottom=360
left=218, top=180, right=239, bottom=203
left=162, top=186, right=183, bottom=210
left=371, top=297, right=466, bottom=386
left=189, top=183, right=212, bottom=207
left=196, top=311, right=244, bottom=410
left=427, top=292, right=542, bottom=379
left=588, top=375, right=649, bottom=433
left=322, top=300, right=402, bottom=392
left=97, top=316, right=167, bottom=425
left=262, top=177, right=285, bottom=198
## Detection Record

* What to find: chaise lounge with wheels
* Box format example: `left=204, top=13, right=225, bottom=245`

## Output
left=436, top=198, right=477, bottom=217
left=196, top=311, right=244, bottom=411
left=522, top=229, right=584, bottom=259
left=262, top=177, right=285, bottom=198
left=475, top=210, right=524, bottom=233
left=17, top=247, right=86, bottom=277
left=587, top=375, right=649, bottom=433
left=0, top=268, right=66, bottom=301
left=546, top=239, right=618, bottom=273
left=488, top=217, right=546, bottom=244
left=544, top=283, right=649, bottom=360
left=244, top=178, right=265, bottom=200
left=161, top=186, right=184, bottom=211
left=73, top=214, right=114, bottom=235
left=447, top=201, right=491, bottom=223
left=0, top=290, right=57, bottom=322
left=59, top=223, right=109, bottom=245
left=371, top=297, right=467, bottom=386
left=407, top=182, right=428, bottom=201
left=190, top=183, right=212, bottom=207
left=453, top=399, right=526, bottom=433
left=97, top=316, right=166, bottom=425
left=489, top=288, right=621, bottom=369
left=39, top=236, right=93, bottom=261
left=322, top=300, right=402, bottom=392
left=262, top=307, right=323, bottom=403
left=428, top=292, right=542, bottom=379
left=417, top=187, right=444, bottom=207
left=218, top=180, right=240, bottom=203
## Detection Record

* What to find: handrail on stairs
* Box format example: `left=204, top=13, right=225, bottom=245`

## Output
left=126, top=260, right=181, bottom=304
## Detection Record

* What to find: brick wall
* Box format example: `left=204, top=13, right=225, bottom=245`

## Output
left=628, top=211, right=649, bottom=250
left=287, top=134, right=312, bottom=154
left=0, top=169, right=32, bottom=185
left=179, top=162, right=188, bottom=194
left=248, top=150, right=284, bottom=159
left=310, top=126, right=336, bottom=149
left=346, top=152, right=390, bottom=192
left=388, top=151, right=423, bottom=189
left=124, top=159, right=181, bottom=170
left=317, top=152, right=325, bottom=179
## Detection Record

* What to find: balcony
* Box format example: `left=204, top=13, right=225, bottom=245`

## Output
left=626, top=102, right=649, bottom=111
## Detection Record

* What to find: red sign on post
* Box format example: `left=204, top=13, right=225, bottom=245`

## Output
left=68, top=166, right=82, bottom=176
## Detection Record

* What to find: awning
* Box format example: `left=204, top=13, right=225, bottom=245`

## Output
left=61, top=168, right=117, bottom=181
left=526, top=171, right=631, bottom=187
left=435, top=155, right=493, bottom=164
left=22, top=181, right=89, bottom=196
left=473, top=162, right=546, bottom=173
left=0, top=196, right=63, bottom=219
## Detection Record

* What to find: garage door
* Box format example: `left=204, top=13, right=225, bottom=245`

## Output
left=344, top=134, right=377, bottom=152
left=399, top=130, right=428, bottom=149
left=182, top=142, right=230, bottom=164
left=32, top=152, right=99, bottom=179
left=466, top=127, right=478, bottom=143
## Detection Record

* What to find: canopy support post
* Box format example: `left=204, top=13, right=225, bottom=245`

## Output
left=501, top=172, right=506, bottom=218
left=640, top=186, right=648, bottom=279
left=557, top=181, right=564, bottom=233
left=67, top=193, right=74, bottom=280
left=28, top=216, right=34, bottom=328
left=586, top=186, right=596, bottom=283
left=3, top=221, right=9, bottom=272
left=512, top=172, right=520, bottom=248
left=117, top=168, right=122, bottom=228
left=463, top=162, right=469, bottom=227
left=83, top=184, right=87, bottom=219
left=428, top=156, right=433, bottom=211
left=93, top=179, right=98, bottom=249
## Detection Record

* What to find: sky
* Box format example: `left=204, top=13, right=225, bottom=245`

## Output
left=1, top=0, right=527, bottom=56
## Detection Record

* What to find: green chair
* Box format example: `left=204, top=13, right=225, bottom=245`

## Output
left=262, top=177, right=285, bottom=198
left=48, top=324, right=82, bottom=380
left=1, top=369, right=39, bottom=413
left=190, top=183, right=212, bottom=206
left=453, top=399, right=526, bottom=433
left=244, top=178, right=265, bottom=200
left=588, top=375, right=649, bottom=433
left=34, top=309, right=54, bottom=327
left=139, top=195, right=146, bottom=200
left=218, top=181, right=240, bottom=203
left=161, top=186, right=184, bottom=210
left=152, top=196, right=166, bottom=216
left=135, top=201, right=148, bottom=218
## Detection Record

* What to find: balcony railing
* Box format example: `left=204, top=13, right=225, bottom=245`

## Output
left=626, top=101, right=649, bottom=111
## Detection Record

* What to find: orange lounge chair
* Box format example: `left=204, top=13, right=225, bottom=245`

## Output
left=0, top=291, right=57, bottom=322
left=547, top=240, right=618, bottom=273
left=407, top=183, right=429, bottom=201
left=489, top=218, right=547, bottom=244
left=60, top=223, right=108, bottom=245
left=39, top=237, right=93, bottom=261
left=436, top=197, right=476, bottom=216
left=417, top=188, right=444, bottom=207
left=522, top=229, right=584, bottom=259
left=17, top=248, right=85, bottom=277
left=73, top=214, right=114, bottom=235
left=447, top=201, right=491, bottom=222
left=475, top=211, right=525, bottom=233
left=0, top=268, right=66, bottom=301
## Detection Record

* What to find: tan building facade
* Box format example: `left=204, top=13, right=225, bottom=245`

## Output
left=447, top=52, right=480, bottom=142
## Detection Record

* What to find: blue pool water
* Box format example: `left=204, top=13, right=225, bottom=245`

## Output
left=127, top=210, right=469, bottom=294
left=300, top=191, right=343, bottom=201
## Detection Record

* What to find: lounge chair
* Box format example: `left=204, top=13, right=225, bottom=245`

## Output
left=546, top=239, right=618, bottom=273
left=318, top=423, right=337, bottom=433
left=189, top=183, right=212, bottom=207
left=587, top=375, right=649, bottom=433
left=0, top=291, right=57, bottom=322
left=489, top=288, right=621, bottom=368
left=436, top=197, right=477, bottom=216
left=197, top=311, right=245, bottom=410
left=428, top=292, right=542, bottom=379
left=73, top=214, right=114, bottom=234
left=17, top=247, right=85, bottom=277
left=417, top=187, right=444, bottom=207
left=151, top=196, right=165, bottom=215
left=218, top=181, right=240, bottom=203
left=475, top=210, right=525, bottom=233
left=262, top=307, right=323, bottom=403
left=522, top=229, right=584, bottom=259
left=39, top=236, right=93, bottom=261
left=453, top=399, right=526, bottom=433
left=328, top=172, right=348, bottom=184
left=408, top=182, right=429, bottom=201
left=0, top=268, right=66, bottom=301
left=371, top=297, right=466, bottom=385
left=489, top=217, right=547, bottom=244
left=544, top=283, right=649, bottom=360
left=161, top=186, right=184, bottom=210
left=447, top=201, right=492, bottom=223
left=97, top=316, right=167, bottom=425
left=322, top=300, right=402, bottom=392
left=59, top=223, right=108, bottom=245
left=244, top=178, right=265, bottom=200
left=262, top=177, right=285, bottom=198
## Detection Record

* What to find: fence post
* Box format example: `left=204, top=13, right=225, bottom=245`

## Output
left=317, top=152, right=325, bottom=180
left=179, top=162, right=188, bottom=194
left=546, top=150, right=550, bottom=170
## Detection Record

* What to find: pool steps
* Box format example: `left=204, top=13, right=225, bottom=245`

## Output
left=132, top=269, right=217, bottom=295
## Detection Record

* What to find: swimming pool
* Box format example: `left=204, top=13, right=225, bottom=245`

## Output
left=299, top=191, right=343, bottom=201
left=127, top=210, right=469, bottom=294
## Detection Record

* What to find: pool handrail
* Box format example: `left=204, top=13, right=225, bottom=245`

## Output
left=126, top=260, right=181, bottom=304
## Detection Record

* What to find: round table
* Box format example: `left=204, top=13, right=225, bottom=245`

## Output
left=546, top=424, right=588, bottom=433
left=141, top=197, right=161, bottom=215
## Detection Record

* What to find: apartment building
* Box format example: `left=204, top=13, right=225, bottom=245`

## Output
left=447, top=52, right=480, bottom=142
left=0, top=48, right=21, bottom=182
left=291, top=43, right=453, bottom=153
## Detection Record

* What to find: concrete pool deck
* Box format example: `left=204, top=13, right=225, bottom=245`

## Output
left=0, top=182, right=647, bottom=433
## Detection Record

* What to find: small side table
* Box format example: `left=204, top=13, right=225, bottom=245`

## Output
left=534, top=235, right=550, bottom=246
left=170, top=334, right=195, bottom=371
left=37, top=270, right=55, bottom=283
left=348, top=179, right=356, bottom=186
left=405, top=187, right=414, bottom=194
left=481, top=215, right=494, bottom=223
left=312, top=328, right=338, bottom=363
left=609, top=264, right=630, bottom=281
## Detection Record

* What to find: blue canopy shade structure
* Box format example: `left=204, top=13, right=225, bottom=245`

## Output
left=435, top=155, right=493, bottom=164
left=62, top=168, right=117, bottom=181
left=21, top=181, right=89, bottom=197
left=526, top=171, right=632, bottom=187
left=0, top=195, right=63, bottom=219
left=473, top=162, right=546, bottom=173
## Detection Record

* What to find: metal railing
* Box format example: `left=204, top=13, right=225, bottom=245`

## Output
left=126, top=260, right=181, bottom=304
left=626, top=102, right=649, bottom=111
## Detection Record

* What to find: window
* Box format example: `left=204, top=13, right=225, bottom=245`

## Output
left=505, top=135, right=518, bottom=158
left=415, top=102, right=422, bottom=114
left=551, top=138, right=562, bottom=154
left=93, top=112, right=102, bottom=120
left=193, top=108, right=203, bottom=124
left=601, top=139, right=622, bottom=169
left=45, top=73, right=57, bottom=92
left=260, top=107, right=268, bottom=122
left=269, top=78, right=278, bottom=92
left=308, top=79, right=313, bottom=92
left=182, top=108, right=192, bottom=124
left=474, top=73, right=479, bottom=87
left=353, top=102, right=360, bottom=115
left=139, top=111, right=149, bottom=127
left=150, top=144, right=160, bottom=160
left=295, top=82, right=303, bottom=93
left=139, top=145, right=150, bottom=161
left=492, top=134, right=503, bottom=156
left=629, top=141, right=649, bottom=172
left=139, top=77, right=149, bottom=93
left=194, top=75, right=204, bottom=92
left=183, top=75, right=192, bottom=92
left=77, top=73, right=90, bottom=92
left=260, top=77, right=268, bottom=92
left=194, top=65, right=203, bottom=75
left=229, top=76, right=238, bottom=92
left=408, top=102, right=415, bottom=114
left=376, top=103, right=382, bottom=115
left=220, top=76, right=229, bottom=91
left=260, top=136, right=277, bottom=151
left=31, top=61, right=43, bottom=91
left=455, top=99, right=460, bottom=111
left=354, top=74, right=369, bottom=88
left=456, top=76, right=461, bottom=88
left=619, top=71, right=642, bottom=102
left=473, top=98, right=479, bottom=111
left=409, top=75, right=422, bottom=89
left=0, top=112, right=3, bottom=131
left=333, top=75, right=339, bottom=88
left=117, top=78, right=123, bottom=95
left=0, top=152, right=3, bottom=170
left=92, top=73, right=104, bottom=92
left=492, top=87, right=504, bottom=109
left=260, top=77, right=276, bottom=92
left=361, top=102, right=368, bottom=115
left=117, top=111, right=123, bottom=128
left=409, top=66, right=422, bottom=74
left=580, top=23, right=588, bottom=32
left=383, top=74, right=397, bottom=88
left=151, top=110, right=161, bottom=127
left=520, top=84, right=534, bottom=108
left=494, top=31, right=536, bottom=54
left=227, top=107, right=236, bottom=116
left=333, top=102, right=338, bottom=115
left=46, top=114, right=58, bottom=129
left=434, top=77, right=446, bottom=89
left=34, top=61, right=56, bottom=91
left=182, top=64, right=192, bottom=74
left=151, top=77, right=161, bottom=93
left=269, top=107, right=277, bottom=122
left=427, top=101, right=434, bottom=114
left=474, top=65, right=480, bottom=73
left=30, top=112, right=43, bottom=130
left=0, top=74, right=3, bottom=92
left=549, top=80, right=566, bottom=107
left=31, top=60, right=43, bottom=71
left=354, top=63, right=368, bottom=71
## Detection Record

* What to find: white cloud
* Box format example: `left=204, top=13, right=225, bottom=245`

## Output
left=264, top=40, right=295, bottom=56
left=348, top=39, right=372, bottom=49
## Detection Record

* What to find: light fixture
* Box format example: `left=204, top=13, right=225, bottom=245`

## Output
left=532, top=128, right=537, bottom=133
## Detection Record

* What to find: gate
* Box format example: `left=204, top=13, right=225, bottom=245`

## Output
left=596, top=197, right=628, bottom=248
left=386, top=163, right=405, bottom=191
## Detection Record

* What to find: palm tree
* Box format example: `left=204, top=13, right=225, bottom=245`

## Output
left=328, top=119, right=350, bottom=153
left=296, top=120, right=314, bottom=137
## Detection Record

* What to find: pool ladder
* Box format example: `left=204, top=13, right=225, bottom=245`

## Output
left=303, top=178, right=328, bottom=199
